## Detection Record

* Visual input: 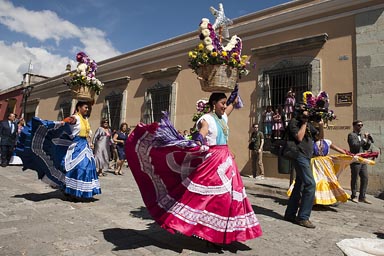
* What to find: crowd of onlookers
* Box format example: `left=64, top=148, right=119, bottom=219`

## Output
left=91, top=120, right=131, bottom=177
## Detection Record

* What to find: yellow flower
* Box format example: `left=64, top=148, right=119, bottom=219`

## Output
left=211, top=52, right=218, bottom=57
left=189, top=51, right=198, bottom=58
left=222, top=51, right=227, bottom=57
left=303, top=91, right=313, bottom=104
left=198, top=43, right=204, bottom=50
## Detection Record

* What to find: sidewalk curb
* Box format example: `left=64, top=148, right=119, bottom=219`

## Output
left=242, top=176, right=290, bottom=197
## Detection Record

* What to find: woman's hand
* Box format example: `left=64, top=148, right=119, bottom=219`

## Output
left=63, top=116, right=76, bottom=125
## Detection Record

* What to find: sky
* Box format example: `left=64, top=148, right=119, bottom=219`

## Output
left=0, top=0, right=292, bottom=90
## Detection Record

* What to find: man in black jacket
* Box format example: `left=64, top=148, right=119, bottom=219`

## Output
left=347, top=120, right=372, bottom=204
left=0, top=113, right=17, bottom=167
left=284, top=105, right=322, bottom=228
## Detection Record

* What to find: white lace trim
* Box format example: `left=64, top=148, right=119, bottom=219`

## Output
left=65, top=177, right=100, bottom=192
left=168, top=202, right=260, bottom=232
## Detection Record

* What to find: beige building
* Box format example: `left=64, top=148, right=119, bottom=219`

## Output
left=17, top=0, right=384, bottom=194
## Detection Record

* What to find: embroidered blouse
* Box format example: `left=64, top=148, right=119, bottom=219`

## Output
left=197, top=113, right=229, bottom=146
left=71, top=113, right=91, bottom=138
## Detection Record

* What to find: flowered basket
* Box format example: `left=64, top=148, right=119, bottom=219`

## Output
left=70, top=84, right=96, bottom=101
left=197, top=65, right=238, bottom=92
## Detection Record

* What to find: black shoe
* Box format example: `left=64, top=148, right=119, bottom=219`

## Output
left=284, top=215, right=297, bottom=223
left=1, top=163, right=7, bottom=167
left=297, top=219, right=316, bottom=228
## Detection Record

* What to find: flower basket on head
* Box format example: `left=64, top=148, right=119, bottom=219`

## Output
left=188, top=17, right=250, bottom=93
left=70, top=84, right=96, bottom=101
left=64, top=52, right=104, bottom=101
left=197, top=65, right=237, bottom=92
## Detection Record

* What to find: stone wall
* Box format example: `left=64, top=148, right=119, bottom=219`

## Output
left=355, top=8, right=384, bottom=195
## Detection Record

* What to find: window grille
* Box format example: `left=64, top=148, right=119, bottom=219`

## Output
left=262, top=65, right=312, bottom=111
left=58, top=101, right=71, bottom=121
left=105, top=94, right=123, bottom=131
left=144, top=85, right=171, bottom=123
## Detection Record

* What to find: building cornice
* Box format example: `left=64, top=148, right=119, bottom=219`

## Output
left=141, top=65, right=182, bottom=80
left=252, top=33, right=329, bottom=57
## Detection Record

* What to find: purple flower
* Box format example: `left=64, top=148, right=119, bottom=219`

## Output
left=76, top=52, right=89, bottom=64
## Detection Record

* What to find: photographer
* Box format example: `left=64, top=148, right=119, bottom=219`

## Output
left=284, top=103, right=322, bottom=229
left=347, top=120, right=373, bottom=204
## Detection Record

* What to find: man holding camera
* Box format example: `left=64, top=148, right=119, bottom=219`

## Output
left=284, top=105, right=322, bottom=229
left=347, top=120, right=373, bottom=204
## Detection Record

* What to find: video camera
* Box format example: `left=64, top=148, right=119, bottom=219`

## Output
left=294, top=103, right=327, bottom=122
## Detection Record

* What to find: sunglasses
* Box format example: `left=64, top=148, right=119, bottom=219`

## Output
left=356, top=124, right=363, bottom=127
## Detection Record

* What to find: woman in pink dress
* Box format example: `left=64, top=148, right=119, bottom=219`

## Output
left=284, top=90, right=296, bottom=120
left=125, top=92, right=262, bottom=246
left=272, top=109, right=283, bottom=139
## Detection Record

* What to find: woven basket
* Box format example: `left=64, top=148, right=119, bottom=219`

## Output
left=70, top=84, right=96, bottom=101
left=197, top=65, right=238, bottom=92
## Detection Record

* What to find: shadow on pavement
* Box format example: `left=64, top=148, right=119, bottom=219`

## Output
left=248, top=192, right=288, bottom=206
left=129, top=206, right=152, bottom=220
left=374, top=232, right=384, bottom=239
left=13, top=190, right=66, bottom=202
left=312, top=204, right=339, bottom=212
left=13, top=190, right=99, bottom=203
left=102, top=222, right=252, bottom=254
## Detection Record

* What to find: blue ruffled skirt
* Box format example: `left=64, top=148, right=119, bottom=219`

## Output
left=16, top=117, right=101, bottom=198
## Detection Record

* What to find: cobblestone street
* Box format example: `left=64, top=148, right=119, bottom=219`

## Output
left=0, top=165, right=383, bottom=256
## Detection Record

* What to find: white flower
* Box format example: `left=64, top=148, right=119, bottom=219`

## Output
left=80, top=71, right=86, bottom=76
left=200, top=20, right=209, bottom=30
left=201, top=29, right=210, bottom=37
left=91, top=77, right=96, bottom=84
left=77, top=63, right=87, bottom=72
left=204, top=37, right=212, bottom=45
left=206, top=45, right=214, bottom=52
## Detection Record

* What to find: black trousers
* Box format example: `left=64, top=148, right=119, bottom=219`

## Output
left=1, top=145, right=14, bottom=166
left=350, top=163, right=368, bottom=200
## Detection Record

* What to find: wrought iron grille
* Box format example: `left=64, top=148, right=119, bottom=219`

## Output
left=263, top=65, right=312, bottom=110
left=105, top=94, right=123, bottom=131
left=147, top=86, right=171, bottom=123
left=58, top=101, right=71, bottom=121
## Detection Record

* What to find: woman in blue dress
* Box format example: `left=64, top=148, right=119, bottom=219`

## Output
left=112, top=122, right=129, bottom=175
left=16, top=101, right=101, bottom=201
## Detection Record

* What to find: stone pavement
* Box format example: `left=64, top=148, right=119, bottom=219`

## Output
left=0, top=165, right=383, bottom=256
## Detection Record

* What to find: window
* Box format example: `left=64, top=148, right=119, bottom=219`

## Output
left=104, top=94, right=123, bottom=131
left=6, top=98, right=16, bottom=116
left=144, top=84, right=172, bottom=123
left=58, top=101, right=71, bottom=121
left=262, top=65, right=312, bottom=111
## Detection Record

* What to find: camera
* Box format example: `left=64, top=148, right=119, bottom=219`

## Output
left=367, top=134, right=374, bottom=143
left=294, top=103, right=325, bottom=122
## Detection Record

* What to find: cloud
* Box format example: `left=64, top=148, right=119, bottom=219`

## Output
left=0, top=0, right=121, bottom=89
left=0, top=0, right=80, bottom=43
left=0, top=41, right=72, bottom=90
